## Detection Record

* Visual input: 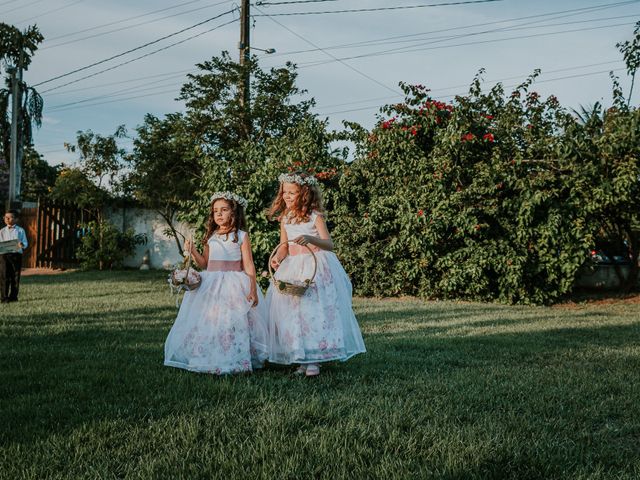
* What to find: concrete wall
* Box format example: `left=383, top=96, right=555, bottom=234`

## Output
left=106, top=207, right=193, bottom=270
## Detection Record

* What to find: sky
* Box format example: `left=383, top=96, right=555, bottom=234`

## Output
left=2, top=0, right=638, bottom=166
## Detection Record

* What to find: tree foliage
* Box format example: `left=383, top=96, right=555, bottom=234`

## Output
left=126, top=113, right=200, bottom=255
left=333, top=64, right=639, bottom=304
left=0, top=23, right=44, bottom=172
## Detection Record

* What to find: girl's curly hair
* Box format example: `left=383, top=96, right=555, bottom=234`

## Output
left=268, top=171, right=324, bottom=223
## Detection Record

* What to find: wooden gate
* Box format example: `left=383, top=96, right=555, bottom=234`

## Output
left=21, top=201, right=92, bottom=269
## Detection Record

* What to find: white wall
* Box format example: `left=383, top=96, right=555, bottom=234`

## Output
left=106, top=207, right=193, bottom=270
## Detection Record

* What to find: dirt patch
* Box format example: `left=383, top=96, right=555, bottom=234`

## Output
left=556, top=292, right=640, bottom=308
left=21, top=268, right=77, bottom=276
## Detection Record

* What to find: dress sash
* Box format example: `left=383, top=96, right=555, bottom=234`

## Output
left=207, top=260, right=243, bottom=272
left=288, top=244, right=321, bottom=256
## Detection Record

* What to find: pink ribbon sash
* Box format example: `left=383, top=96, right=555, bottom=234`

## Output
left=207, top=260, right=243, bottom=272
left=288, top=244, right=321, bottom=256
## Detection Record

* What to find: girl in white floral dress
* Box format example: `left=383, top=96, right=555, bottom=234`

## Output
left=164, top=192, right=268, bottom=375
left=266, top=172, right=366, bottom=376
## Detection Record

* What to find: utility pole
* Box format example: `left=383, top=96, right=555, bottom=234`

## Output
left=239, top=0, right=250, bottom=108
left=8, top=52, right=23, bottom=210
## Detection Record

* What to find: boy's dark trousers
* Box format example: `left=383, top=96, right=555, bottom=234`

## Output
left=0, top=253, right=22, bottom=301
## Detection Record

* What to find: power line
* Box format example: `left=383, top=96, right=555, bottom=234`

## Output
left=253, top=0, right=504, bottom=16
left=48, top=77, right=190, bottom=110
left=39, top=18, right=238, bottom=94
left=256, top=0, right=342, bottom=4
left=0, top=0, right=46, bottom=16
left=44, top=63, right=628, bottom=115
left=15, top=0, right=87, bottom=24
left=254, top=4, right=400, bottom=95
left=45, top=0, right=205, bottom=41
left=47, top=87, right=184, bottom=113
left=34, top=8, right=237, bottom=87
left=318, top=67, right=627, bottom=116
left=270, top=1, right=640, bottom=57
left=45, top=69, right=195, bottom=98
left=298, top=21, right=637, bottom=69
left=298, top=16, right=639, bottom=67
left=317, top=59, right=624, bottom=110
left=321, top=61, right=624, bottom=110
left=42, top=0, right=235, bottom=50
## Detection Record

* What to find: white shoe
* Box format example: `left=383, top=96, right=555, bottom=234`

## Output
left=305, top=364, right=320, bottom=377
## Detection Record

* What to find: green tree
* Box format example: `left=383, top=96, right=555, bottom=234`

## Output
left=126, top=113, right=200, bottom=255
left=176, top=53, right=343, bottom=270
left=51, top=127, right=129, bottom=270
left=0, top=23, right=44, bottom=175
left=64, top=125, right=127, bottom=189
left=20, top=146, right=59, bottom=201
left=179, top=51, right=314, bottom=154
left=334, top=75, right=593, bottom=305
left=616, top=20, right=640, bottom=106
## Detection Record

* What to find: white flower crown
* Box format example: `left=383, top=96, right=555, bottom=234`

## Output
left=278, top=173, right=318, bottom=186
left=210, top=191, right=248, bottom=209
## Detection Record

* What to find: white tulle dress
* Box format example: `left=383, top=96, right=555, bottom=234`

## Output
left=266, top=211, right=366, bottom=365
left=164, top=230, right=268, bottom=375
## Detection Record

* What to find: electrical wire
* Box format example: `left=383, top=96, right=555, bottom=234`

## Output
left=0, top=0, right=46, bottom=16
left=45, top=69, right=195, bottom=98
left=318, top=67, right=627, bottom=116
left=15, top=0, right=87, bottom=25
left=42, top=0, right=235, bottom=50
left=298, top=21, right=637, bottom=68
left=254, top=4, right=400, bottom=95
left=39, top=18, right=238, bottom=94
left=48, top=76, right=190, bottom=110
left=253, top=0, right=503, bottom=16
left=270, top=1, right=640, bottom=57
left=45, top=0, right=205, bottom=41
left=34, top=8, right=237, bottom=87
left=256, top=0, right=342, bottom=4
left=317, top=59, right=624, bottom=110
left=47, top=86, right=183, bottom=112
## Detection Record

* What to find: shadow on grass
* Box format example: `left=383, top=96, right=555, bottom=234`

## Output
left=20, top=269, right=167, bottom=286
left=2, top=296, right=639, bottom=450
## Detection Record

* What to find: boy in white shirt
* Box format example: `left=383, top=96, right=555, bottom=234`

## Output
left=0, top=210, right=28, bottom=303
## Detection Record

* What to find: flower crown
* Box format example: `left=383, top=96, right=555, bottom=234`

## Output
left=278, top=173, right=318, bottom=186
left=210, top=191, right=248, bottom=209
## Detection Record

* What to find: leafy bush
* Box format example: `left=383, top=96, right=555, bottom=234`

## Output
left=333, top=75, right=598, bottom=305
left=76, top=220, right=147, bottom=270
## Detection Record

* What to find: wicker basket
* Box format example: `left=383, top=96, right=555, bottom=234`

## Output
left=268, top=241, right=318, bottom=296
left=169, top=252, right=202, bottom=291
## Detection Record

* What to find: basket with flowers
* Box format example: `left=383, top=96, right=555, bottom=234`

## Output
left=169, top=250, right=201, bottom=292
left=268, top=241, right=317, bottom=296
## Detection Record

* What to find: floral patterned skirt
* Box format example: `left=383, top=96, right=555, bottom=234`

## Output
left=266, top=251, right=366, bottom=365
left=164, top=271, right=268, bottom=375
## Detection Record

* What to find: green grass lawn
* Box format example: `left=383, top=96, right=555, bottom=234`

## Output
left=1, top=271, right=639, bottom=479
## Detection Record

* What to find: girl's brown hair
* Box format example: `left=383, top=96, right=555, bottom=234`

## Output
left=268, top=171, right=324, bottom=223
left=203, top=198, right=247, bottom=245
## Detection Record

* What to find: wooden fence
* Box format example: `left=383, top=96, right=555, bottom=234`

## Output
left=21, top=201, right=92, bottom=268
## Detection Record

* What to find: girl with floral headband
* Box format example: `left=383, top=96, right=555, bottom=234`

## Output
left=164, top=192, right=268, bottom=375
left=266, top=171, right=366, bottom=376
